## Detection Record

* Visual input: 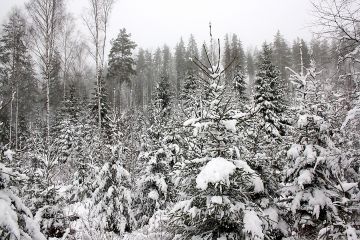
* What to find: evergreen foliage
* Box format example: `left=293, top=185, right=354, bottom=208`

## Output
left=232, top=65, right=247, bottom=103
left=108, top=28, right=137, bottom=87
left=0, top=2, right=359, bottom=239
left=281, top=61, right=360, bottom=239
left=90, top=145, right=135, bottom=236
left=89, top=77, right=111, bottom=137
left=0, top=9, right=37, bottom=147
left=135, top=71, right=178, bottom=227
left=254, top=43, right=287, bottom=138
left=0, top=162, right=46, bottom=240
left=169, top=48, right=273, bottom=240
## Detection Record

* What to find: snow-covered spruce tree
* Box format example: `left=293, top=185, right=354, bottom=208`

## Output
left=53, top=84, right=82, bottom=166
left=135, top=133, right=175, bottom=227
left=90, top=144, right=135, bottom=237
left=154, top=73, right=172, bottom=118
left=169, top=41, right=273, bottom=240
left=232, top=65, right=248, bottom=103
left=15, top=116, right=73, bottom=239
left=135, top=73, right=179, bottom=227
left=116, top=108, right=146, bottom=173
left=241, top=44, right=290, bottom=205
left=254, top=43, right=287, bottom=138
left=89, top=77, right=111, bottom=139
left=21, top=135, right=69, bottom=239
left=0, top=163, right=46, bottom=240
left=280, top=60, right=359, bottom=239
left=67, top=97, right=100, bottom=203
left=180, top=71, right=199, bottom=115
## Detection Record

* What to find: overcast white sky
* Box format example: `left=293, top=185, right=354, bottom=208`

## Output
left=0, top=0, right=314, bottom=51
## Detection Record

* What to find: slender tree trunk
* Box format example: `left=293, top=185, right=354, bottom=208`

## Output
left=63, top=41, right=67, bottom=100
left=15, top=84, right=19, bottom=150
left=300, top=42, right=305, bottom=101
left=9, top=30, right=16, bottom=148
left=128, top=87, right=132, bottom=109
left=94, top=4, right=102, bottom=132
left=46, top=73, right=50, bottom=151
left=45, top=25, right=50, bottom=152
left=118, top=84, right=121, bottom=114
left=113, top=87, right=116, bottom=116
left=86, top=0, right=114, bottom=131
left=9, top=93, right=13, bottom=147
left=300, top=42, right=304, bottom=77
left=27, top=0, right=63, bottom=153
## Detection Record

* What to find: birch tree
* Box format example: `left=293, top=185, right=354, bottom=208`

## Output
left=84, top=0, right=115, bottom=131
left=59, top=13, right=77, bottom=100
left=26, top=0, right=64, bottom=150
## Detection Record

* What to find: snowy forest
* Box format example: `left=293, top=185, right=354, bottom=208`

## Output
left=0, top=0, right=359, bottom=239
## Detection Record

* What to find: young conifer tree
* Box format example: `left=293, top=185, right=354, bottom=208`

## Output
left=135, top=73, right=179, bottom=226
left=169, top=40, right=275, bottom=240
left=280, top=60, right=359, bottom=239
left=254, top=43, right=287, bottom=137
left=89, top=77, right=111, bottom=139
left=90, top=144, right=135, bottom=236
left=0, top=162, right=46, bottom=240
left=232, top=65, right=248, bottom=105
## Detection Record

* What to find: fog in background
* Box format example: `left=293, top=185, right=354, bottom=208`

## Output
left=0, top=0, right=313, bottom=50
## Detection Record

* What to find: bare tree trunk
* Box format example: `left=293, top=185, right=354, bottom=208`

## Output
left=27, top=0, right=64, bottom=152
left=300, top=41, right=304, bottom=77
left=15, top=84, right=19, bottom=150
left=85, top=0, right=114, bottom=132
left=129, top=87, right=132, bottom=109
left=118, top=84, right=121, bottom=114
left=46, top=72, right=50, bottom=151
left=113, top=87, right=116, bottom=116
left=61, top=13, right=76, bottom=101
left=95, top=4, right=101, bottom=131
left=9, top=93, right=13, bottom=147
left=87, top=0, right=102, bottom=131
left=63, top=41, right=67, bottom=100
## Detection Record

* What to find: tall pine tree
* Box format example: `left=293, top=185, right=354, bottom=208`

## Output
left=107, top=28, right=137, bottom=112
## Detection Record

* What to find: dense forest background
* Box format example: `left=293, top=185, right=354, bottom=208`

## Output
left=0, top=0, right=359, bottom=239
